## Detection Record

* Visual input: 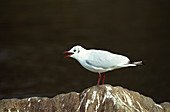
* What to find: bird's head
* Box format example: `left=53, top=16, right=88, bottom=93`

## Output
left=64, top=45, right=86, bottom=59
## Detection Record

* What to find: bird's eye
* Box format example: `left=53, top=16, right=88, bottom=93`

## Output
left=73, top=49, right=76, bottom=52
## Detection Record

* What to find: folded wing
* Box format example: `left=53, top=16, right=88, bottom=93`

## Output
left=85, top=50, right=130, bottom=69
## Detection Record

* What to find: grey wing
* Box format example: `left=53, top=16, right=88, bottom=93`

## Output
left=86, top=50, right=129, bottom=68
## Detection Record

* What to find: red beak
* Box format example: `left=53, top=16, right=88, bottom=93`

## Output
left=64, top=51, right=69, bottom=54
left=64, top=51, right=74, bottom=58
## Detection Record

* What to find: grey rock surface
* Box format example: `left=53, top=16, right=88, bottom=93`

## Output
left=0, top=84, right=169, bottom=112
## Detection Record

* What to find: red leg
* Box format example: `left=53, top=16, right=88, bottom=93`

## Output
left=97, top=73, right=101, bottom=85
left=102, top=73, right=105, bottom=85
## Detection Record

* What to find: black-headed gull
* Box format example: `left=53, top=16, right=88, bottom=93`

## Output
left=64, top=45, right=142, bottom=85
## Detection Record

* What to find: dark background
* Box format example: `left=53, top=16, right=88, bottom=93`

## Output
left=0, top=0, right=170, bottom=103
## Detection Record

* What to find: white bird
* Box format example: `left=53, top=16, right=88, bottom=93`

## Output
left=64, top=45, right=142, bottom=85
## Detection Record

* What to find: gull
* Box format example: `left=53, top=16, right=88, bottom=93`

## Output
left=64, top=45, right=142, bottom=85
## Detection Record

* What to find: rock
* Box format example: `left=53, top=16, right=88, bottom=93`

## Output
left=0, top=92, right=80, bottom=112
left=0, top=84, right=169, bottom=112
left=160, top=102, right=170, bottom=112
left=77, top=85, right=166, bottom=112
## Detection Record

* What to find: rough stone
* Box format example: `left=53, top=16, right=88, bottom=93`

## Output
left=160, top=102, right=170, bottom=112
left=0, top=85, right=169, bottom=112
left=0, top=92, right=80, bottom=112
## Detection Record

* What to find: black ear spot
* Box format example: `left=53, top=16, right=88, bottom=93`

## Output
left=78, top=49, right=80, bottom=53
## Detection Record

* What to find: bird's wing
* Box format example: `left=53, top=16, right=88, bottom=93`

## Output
left=85, top=50, right=129, bottom=68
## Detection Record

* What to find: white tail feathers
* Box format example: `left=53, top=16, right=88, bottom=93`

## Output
left=132, top=61, right=143, bottom=66
left=118, top=61, right=142, bottom=68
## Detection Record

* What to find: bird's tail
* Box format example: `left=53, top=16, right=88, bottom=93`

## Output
left=131, top=61, right=143, bottom=66
left=117, top=61, right=142, bottom=68
left=120, top=61, right=142, bottom=67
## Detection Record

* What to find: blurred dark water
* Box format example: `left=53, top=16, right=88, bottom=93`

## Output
left=0, top=0, right=170, bottom=103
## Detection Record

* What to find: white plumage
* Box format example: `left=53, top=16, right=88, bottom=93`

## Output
left=64, top=45, right=142, bottom=85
